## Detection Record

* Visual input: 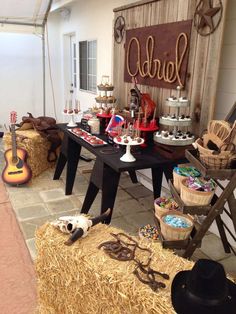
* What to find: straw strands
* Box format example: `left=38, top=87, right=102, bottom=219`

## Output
left=35, top=223, right=194, bottom=314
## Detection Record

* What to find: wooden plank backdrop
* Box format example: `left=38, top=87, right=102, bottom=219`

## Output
left=113, top=0, right=228, bottom=134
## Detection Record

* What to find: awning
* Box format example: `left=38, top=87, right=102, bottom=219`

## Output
left=0, top=0, right=52, bottom=34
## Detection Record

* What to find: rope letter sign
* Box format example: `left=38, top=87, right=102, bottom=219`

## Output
left=124, top=20, right=192, bottom=89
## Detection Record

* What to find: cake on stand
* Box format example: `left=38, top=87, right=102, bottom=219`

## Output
left=63, top=100, right=81, bottom=127
left=63, top=110, right=80, bottom=127
left=114, top=135, right=144, bottom=162
left=63, top=84, right=81, bottom=127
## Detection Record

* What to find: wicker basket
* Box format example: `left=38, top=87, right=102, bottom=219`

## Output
left=173, top=171, right=185, bottom=193
left=199, top=154, right=236, bottom=170
left=195, top=138, right=236, bottom=170
left=154, top=197, right=179, bottom=219
left=160, top=210, right=194, bottom=241
left=138, top=226, right=159, bottom=242
left=180, top=178, right=215, bottom=206
left=154, top=203, right=170, bottom=220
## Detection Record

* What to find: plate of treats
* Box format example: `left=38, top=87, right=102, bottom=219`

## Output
left=69, top=128, right=108, bottom=146
left=70, top=127, right=88, bottom=137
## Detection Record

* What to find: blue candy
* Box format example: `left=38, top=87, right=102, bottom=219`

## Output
left=164, top=215, right=190, bottom=228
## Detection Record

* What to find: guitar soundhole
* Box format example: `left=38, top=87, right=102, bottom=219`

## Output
left=11, top=157, right=24, bottom=169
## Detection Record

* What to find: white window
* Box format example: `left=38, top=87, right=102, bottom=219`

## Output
left=72, top=39, right=77, bottom=89
left=79, top=40, right=97, bottom=93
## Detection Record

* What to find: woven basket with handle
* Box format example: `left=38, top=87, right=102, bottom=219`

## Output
left=195, top=138, right=236, bottom=169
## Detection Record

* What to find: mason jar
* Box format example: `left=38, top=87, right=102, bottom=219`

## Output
left=88, top=117, right=100, bottom=134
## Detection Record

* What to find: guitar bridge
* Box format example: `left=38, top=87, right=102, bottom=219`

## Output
left=8, top=170, right=23, bottom=175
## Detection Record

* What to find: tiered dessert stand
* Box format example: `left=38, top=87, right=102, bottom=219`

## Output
left=95, top=76, right=116, bottom=131
left=154, top=87, right=194, bottom=147
left=95, top=76, right=116, bottom=116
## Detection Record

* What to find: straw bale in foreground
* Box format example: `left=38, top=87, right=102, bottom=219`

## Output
left=35, top=223, right=194, bottom=314
left=4, top=130, right=54, bottom=177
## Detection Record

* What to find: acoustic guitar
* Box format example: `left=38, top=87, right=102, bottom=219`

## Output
left=2, top=111, right=32, bottom=185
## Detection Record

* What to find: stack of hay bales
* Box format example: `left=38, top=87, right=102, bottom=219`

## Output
left=35, top=223, right=194, bottom=314
left=3, top=130, right=54, bottom=177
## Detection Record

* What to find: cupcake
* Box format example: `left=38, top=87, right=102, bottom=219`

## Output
left=179, top=96, right=188, bottom=103
left=168, top=96, right=178, bottom=102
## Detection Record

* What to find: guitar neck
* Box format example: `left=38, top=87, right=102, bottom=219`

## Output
left=11, top=124, right=17, bottom=161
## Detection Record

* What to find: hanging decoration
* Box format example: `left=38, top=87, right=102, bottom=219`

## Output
left=194, top=0, right=223, bottom=36
left=124, top=20, right=192, bottom=89
left=114, top=15, right=126, bottom=43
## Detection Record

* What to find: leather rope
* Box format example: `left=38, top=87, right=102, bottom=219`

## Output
left=98, top=232, right=169, bottom=292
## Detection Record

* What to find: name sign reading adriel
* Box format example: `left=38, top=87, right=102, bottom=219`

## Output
left=124, top=20, right=192, bottom=89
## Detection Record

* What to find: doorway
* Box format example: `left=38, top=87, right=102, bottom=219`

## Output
left=63, top=33, right=77, bottom=108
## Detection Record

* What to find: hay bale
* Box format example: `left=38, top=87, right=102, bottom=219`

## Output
left=35, top=223, right=194, bottom=314
left=3, top=130, right=54, bottom=177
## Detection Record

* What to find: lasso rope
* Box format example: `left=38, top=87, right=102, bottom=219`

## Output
left=126, top=32, right=188, bottom=87
left=98, top=233, right=169, bottom=292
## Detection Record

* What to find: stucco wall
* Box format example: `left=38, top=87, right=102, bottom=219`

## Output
left=0, top=13, right=61, bottom=127
left=0, top=33, right=43, bottom=127
left=50, top=0, right=134, bottom=119
left=215, top=0, right=236, bottom=119
left=0, top=0, right=134, bottom=126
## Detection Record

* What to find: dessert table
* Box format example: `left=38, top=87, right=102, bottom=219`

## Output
left=53, top=124, right=182, bottom=223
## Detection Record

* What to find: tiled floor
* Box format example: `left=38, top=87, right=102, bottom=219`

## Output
left=0, top=138, right=235, bottom=312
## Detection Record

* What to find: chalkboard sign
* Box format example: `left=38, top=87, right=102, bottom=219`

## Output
left=225, top=102, right=236, bottom=124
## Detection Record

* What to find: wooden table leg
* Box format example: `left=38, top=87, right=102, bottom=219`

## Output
left=53, top=135, right=68, bottom=180
left=164, top=164, right=175, bottom=182
left=128, top=171, right=138, bottom=183
left=65, top=137, right=81, bottom=195
left=80, top=159, right=120, bottom=224
left=101, top=168, right=121, bottom=224
left=53, top=152, right=67, bottom=180
left=80, top=182, right=99, bottom=214
left=151, top=167, right=164, bottom=199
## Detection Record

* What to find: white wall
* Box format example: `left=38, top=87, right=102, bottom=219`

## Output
left=0, top=33, right=43, bottom=127
left=45, top=12, right=64, bottom=120
left=0, top=12, right=62, bottom=127
left=51, top=0, right=134, bottom=119
left=214, top=0, right=236, bottom=120
left=0, top=0, right=134, bottom=127
left=209, top=0, right=236, bottom=245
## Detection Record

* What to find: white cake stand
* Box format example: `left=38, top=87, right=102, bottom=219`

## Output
left=114, top=136, right=144, bottom=162
left=63, top=112, right=79, bottom=127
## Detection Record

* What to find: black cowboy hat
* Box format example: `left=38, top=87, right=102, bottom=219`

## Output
left=171, top=259, right=236, bottom=314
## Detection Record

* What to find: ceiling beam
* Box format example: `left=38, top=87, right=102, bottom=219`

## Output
left=113, top=0, right=160, bottom=12
left=0, top=20, right=42, bottom=27
left=43, top=0, right=53, bottom=27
